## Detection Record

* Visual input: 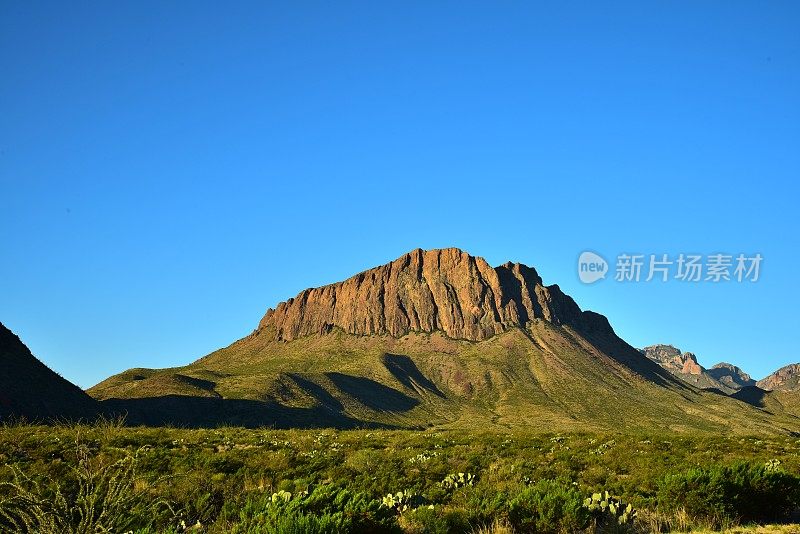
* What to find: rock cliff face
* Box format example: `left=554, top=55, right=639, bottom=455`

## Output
left=758, top=364, right=800, bottom=392
left=256, top=248, right=584, bottom=342
left=641, top=344, right=704, bottom=375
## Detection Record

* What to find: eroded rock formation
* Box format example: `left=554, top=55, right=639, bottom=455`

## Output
left=758, top=364, right=800, bottom=392
left=256, top=248, right=584, bottom=341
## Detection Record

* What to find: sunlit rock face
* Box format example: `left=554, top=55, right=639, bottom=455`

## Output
left=256, top=248, right=584, bottom=342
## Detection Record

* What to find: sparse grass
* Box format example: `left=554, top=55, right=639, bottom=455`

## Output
left=2, top=424, right=800, bottom=532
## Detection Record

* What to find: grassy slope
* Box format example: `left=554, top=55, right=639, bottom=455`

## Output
left=88, top=322, right=800, bottom=434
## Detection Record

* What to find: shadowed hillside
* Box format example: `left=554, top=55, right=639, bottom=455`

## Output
left=0, top=322, right=98, bottom=421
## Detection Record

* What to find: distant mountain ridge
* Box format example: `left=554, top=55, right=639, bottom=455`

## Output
left=640, top=344, right=756, bottom=393
left=0, top=322, right=97, bottom=421
left=640, top=344, right=800, bottom=396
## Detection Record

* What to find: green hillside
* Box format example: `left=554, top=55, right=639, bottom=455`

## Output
left=89, top=321, right=800, bottom=434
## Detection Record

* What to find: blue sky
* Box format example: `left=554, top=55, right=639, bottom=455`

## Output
left=1, top=2, right=798, bottom=388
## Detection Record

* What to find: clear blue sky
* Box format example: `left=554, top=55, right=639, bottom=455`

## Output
left=1, top=2, right=798, bottom=388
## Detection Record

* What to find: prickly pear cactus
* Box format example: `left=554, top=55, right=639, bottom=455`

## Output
left=583, top=490, right=637, bottom=527
left=381, top=489, right=423, bottom=513
left=270, top=490, right=292, bottom=503
left=441, top=472, right=476, bottom=490
left=765, top=459, right=782, bottom=472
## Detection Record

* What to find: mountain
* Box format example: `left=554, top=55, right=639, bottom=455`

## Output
left=640, top=344, right=705, bottom=377
left=89, top=248, right=800, bottom=434
left=758, top=364, right=800, bottom=392
left=707, top=362, right=756, bottom=390
left=258, top=248, right=590, bottom=342
left=0, top=322, right=98, bottom=421
left=640, top=345, right=755, bottom=394
left=639, top=345, right=798, bottom=415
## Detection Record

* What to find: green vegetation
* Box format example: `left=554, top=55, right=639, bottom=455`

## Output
left=2, top=421, right=800, bottom=533
left=657, top=463, right=800, bottom=528
left=506, top=479, right=588, bottom=533
left=87, top=328, right=800, bottom=435
left=584, top=490, right=637, bottom=529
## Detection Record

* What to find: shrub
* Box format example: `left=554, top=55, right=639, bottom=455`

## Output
left=233, top=509, right=343, bottom=534
left=400, top=506, right=471, bottom=534
left=459, top=487, right=509, bottom=526
left=231, top=484, right=400, bottom=534
left=0, top=446, right=172, bottom=534
left=506, top=479, right=589, bottom=534
left=657, top=462, right=800, bottom=528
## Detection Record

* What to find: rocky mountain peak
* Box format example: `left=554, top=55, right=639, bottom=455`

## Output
left=708, top=362, right=756, bottom=389
left=641, top=344, right=704, bottom=375
left=255, top=248, right=588, bottom=342
left=757, top=363, right=800, bottom=392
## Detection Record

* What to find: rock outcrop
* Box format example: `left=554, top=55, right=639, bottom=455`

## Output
left=641, top=344, right=704, bottom=376
left=641, top=344, right=760, bottom=394
left=757, top=364, right=800, bottom=392
left=256, top=248, right=587, bottom=342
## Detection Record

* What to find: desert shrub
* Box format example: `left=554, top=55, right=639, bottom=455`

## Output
left=231, top=484, right=400, bottom=534
left=506, top=479, right=589, bottom=533
left=233, top=509, right=343, bottom=534
left=400, top=506, right=471, bottom=534
left=657, top=462, right=800, bottom=528
left=0, top=445, right=172, bottom=534
left=451, top=485, right=508, bottom=526
left=4, top=427, right=800, bottom=533
left=399, top=506, right=443, bottom=533
left=176, top=483, right=224, bottom=527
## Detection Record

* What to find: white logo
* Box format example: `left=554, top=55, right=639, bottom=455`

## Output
left=578, top=251, right=608, bottom=284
